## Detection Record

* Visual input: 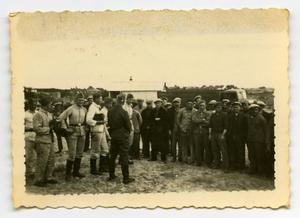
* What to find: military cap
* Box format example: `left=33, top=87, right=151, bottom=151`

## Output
left=249, top=104, right=260, bottom=109
left=240, top=99, right=249, bottom=104
left=154, top=98, right=163, bottom=103
left=137, top=99, right=144, bottom=102
left=232, top=101, right=242, bottom=107
left=87, top=95, right=93, bottom=100
left=193, top=95, right=202, bottom=102
left=53, top=99, right=63, bottom=106
left=146, top=100, right=153, bottom=104
left=117, top=93, right=126, bottom=101
left=165, top=102, right=172, bottom=106
left=126, top=93, right=134, bottom=99
left=172, top=97, right=182, bottom=103
left=208, top=100, right=217, bottom=105
left=75, top=92, right=85, bottom=99
left=215, top=101, right=223, bottom=107
left=161, top=97, right=168, bottom=101
left=222, top=99, right=230, bottom=103
left=39, top=96, right=52, bottom=107
left=257, top=100, right=266, bottom=107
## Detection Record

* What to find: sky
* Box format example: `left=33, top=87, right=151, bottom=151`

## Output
left=11, top=9, right=288, bottom=89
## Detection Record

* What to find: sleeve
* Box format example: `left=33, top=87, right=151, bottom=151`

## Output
left=261, top=116, right=270, bottom=144
left=86, top=105, right=97, bottom=126
left=33, top=113, right=50, bottom=135
left=138, top=111, right=143, bottom=127
left=123, top=111, right=132, bottom=133
left=201, top=112, right=210, bottom=126
left=57, top=106, right=72, bottom=121
left=223, top=113, right=229, bottom=130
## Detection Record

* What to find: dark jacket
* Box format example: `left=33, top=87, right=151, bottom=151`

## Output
left=141, top=107, right=153, bottom=133
left=166, top=106, right=180, bottom=131
left=227, top=112, right=247, bottom=141
left=108, top=104, right=131, bottom=140
left=209, top=111, right=228, bottom=134
left=247, top=113, right=269, bottom=144
left=150, top=107, right=168, bottom=136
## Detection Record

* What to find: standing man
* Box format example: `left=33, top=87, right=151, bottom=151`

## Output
left=209, top=102, right=229, bottom=172
left=134, top=99, right=145, bottom=113
left=167, top=97, right=181, bottom=162
left=123, top=93, right=134, bottom=164
left=193, top=95, right=202, bottom=109
left=84, top=95, right=94, bottom=152
left=58, top=93, right=87, bottom=181
left=177, top=101, right=194, bottom=163
left=131, top=100, right=143, bottom=159
left=141, top=100, right=153, bottom=159
left=227, top=102, right=247, bottom=171
left=24, top=99, right=37, bottom=180
left=247, top=104, right=270, bottom=175
left=86, top=93, right=109, bottom=175
left=100, top=97, right=113, bottom=124
left=52, top=100, right=64, bottom=154
left=150, top=99, right=168, bottom=162
left=108, top=94, right=135, bottom=184
left=33, top=96, right=57, bottom=187
left=191, top=100, right=211, bottom=166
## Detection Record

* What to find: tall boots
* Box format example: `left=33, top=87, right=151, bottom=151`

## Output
left=121, top=164, right=135, bottom=184
left=99, top=156, right=109, bottom=173
left=72, top=158, right=85, bottom=178
left=65, top=160, right=73, bottom=181
left=90, top=158, right=102, bottom=175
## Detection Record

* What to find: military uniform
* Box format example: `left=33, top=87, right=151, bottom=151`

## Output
left=141, top=104, right=153, bottom=158
left=24, top=110, right=36, bottom=178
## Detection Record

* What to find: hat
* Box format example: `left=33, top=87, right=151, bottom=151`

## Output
left=240, top=99, right=249, bottom=104
left=126, top=93, right=134, bottom=99
left=87, top=95, right=93, bottom=100
left=215, top=101, right=223, bottom=107
left=161, top=97, right=168, bottom=101
left=154, top=98, right=163, bottom=103
left=172, top=97, right=181, bottom=103
left=222, top=99, right=230, bottom=103
left=232, top=101, right=242, bottom=107
left=75, top=92, right=84, bottom=99
left=249, top=104, right=260, bottom=109
left=193, top=95, right=202, bottom=102
left=39, top=96, right=52, bottom=107
left=165, top=102, right=172, bottom=106
left=137, top=99, right=144, bottom=102
left=117, top=93, right=126, bottom=101
left=103, top=97, right=112, bottom=104
left=146, top=100, right=153, bottom=104
left=208, top=100, right=217, bottom=105
left=257, top=100, right=266, bottom=107
left=53, top=100, right=63, bottom=106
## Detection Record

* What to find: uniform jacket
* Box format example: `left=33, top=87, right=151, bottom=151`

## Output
left=33, top=108, right=53, bottom=144
left=209, top=111, right=228, bottom=134
left=191, top=109, right=211, bottom=133
left=247, top=113, right=270, bottom=144
left=167, top=106, right=180, bottom=131
left=141, top=107, right=153, bottom=133
left=227, top=112, right=247, bottom=141
left=108, top=104, right=132, bottom=140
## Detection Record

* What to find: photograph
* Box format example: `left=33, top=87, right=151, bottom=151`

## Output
left=10, top=9, right=289, bottom=208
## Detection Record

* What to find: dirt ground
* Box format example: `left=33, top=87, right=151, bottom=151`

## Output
left=26, top=138, right=274, bottom=194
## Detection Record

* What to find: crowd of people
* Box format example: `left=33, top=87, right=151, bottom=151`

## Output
left=24, top=91, right=275, bottom=188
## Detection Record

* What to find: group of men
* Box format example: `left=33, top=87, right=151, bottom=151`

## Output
left=24, top=91, right=274, bottom=188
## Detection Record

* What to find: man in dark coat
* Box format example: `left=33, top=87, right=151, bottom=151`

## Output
left=141, top=100, right=153, bottom=159
left=227, top=102, right=247, bottom=171
left=150, top=98, right=168, bottom=162
left=107, top=94, right=135, bottom=184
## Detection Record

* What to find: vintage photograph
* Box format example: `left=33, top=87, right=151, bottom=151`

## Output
left=10, top=9, right=289, bottom=208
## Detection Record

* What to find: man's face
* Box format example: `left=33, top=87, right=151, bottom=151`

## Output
left=76, top=98, right=85, bottom=107
left=186, top=102, right=193, bottom=110
left=28, top=103, right=36, bottom=112
left=173, top=101, right=180, bottom=108
left=155, top=102, right=162, bottom=109
left=88, top=98, right=93, bottom=104
left=251, top=107, right=259, bottom=115
left=195, top=98, right=202, bottom=104
left=105, top=102, right=113, bottom=109
left=46, top=102, right=53, bottom=112
left=138, top=100, right=144, bottom=108
left=233, top=105, right=240, bottom=113
left=198, top=103, right=206, bottom=111
left=216, top=105, right=222, bottom=112
left=146, top=103, right=152, bottom=108
left=94, top=97, right=101, bottom=105
left=126, top=97, right=133, bottom=105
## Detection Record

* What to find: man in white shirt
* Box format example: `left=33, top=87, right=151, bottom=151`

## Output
left=24, top=99, right=37, bottom=180
left=86, top=93, right=110, bottom=175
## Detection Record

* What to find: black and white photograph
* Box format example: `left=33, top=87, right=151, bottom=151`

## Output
left=10, top=9, right=289, bottom=208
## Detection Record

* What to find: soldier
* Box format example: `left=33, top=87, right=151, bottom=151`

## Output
left=84, top=95, right=94, bottom=152
left=141, top=100, right=153, bottom=159
left=52, top=100, right=64, bottom=154
left=107, top=94, right=135, bottom=184
left=86, top=93, right=110, bottom=175
left=209, top=102, right=229, bottom=172
left=32, top=96, right=57, bottom=187
left=58, top=93, right=87, bottom=181
left=131, top=100, right=143, bottom=159
left=222, top=99, right=230, bottom=113
left=177, top=101, right=194, bottom=163
left=167, top=97, right=181, bottom=162
left=24, top=99, right=37, bottom=180
left=123, top=93, right=134, bottom=164
left=191, top=100, right=211, bottom=166
left=134, top=99, right=145, bottom=113
left=150, top=98, right=168, bottom=162
left=207, top=100, right=217, bottom=115
left=246, top=104, right=270, bottom=175
left=227, top=102, right=247, bottom=171
left=100, top=97, right=113, bottom=124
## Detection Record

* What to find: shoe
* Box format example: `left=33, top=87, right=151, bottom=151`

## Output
left=55, top=150, right=62, bottom=154
left=46, top=179, right=58, bottom=184
left=107, top=175, right=117, bottom=181
left=128, top=160, right=134, bottom=165
left=90, top=159, right=102, bottom=175
left=123, top=177, right=135, bottom=184
left=34, top=180, right=47, bottom=187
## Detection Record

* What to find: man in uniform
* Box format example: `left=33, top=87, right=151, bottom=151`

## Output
left=167, top=97, right=181, bottom=162
left=107, top=94, right=135, bottom=184
left=123, top=93, right=134, bottom=164
left=191, top=100, right=211, bottom=166
left=131, top=100, right=143, bottom=159
left=227, top=102, right=247, bottom=171
left=177, top=101, right=194, bottom=163
left=58, top=93, right=87, bottom=181
left=193, top=95, right=202, bottom=109
left=52, top=100, right=64, bottom=154
left=209, top=102, right=229, bottom=172
left=246, top=104, right=270, bottom=175
left=86, top=93, right=110, bottom=175
left=150, top=98, right=168, bottom=162
left=84, top=95, right=94, bottom=152
left=33, top=96, right=57, bottom=187
left=24, top=99, right=37, bottom=180
left=141, top=100, right=153, bottom=159
left=222, top=99, right=231, bottom=113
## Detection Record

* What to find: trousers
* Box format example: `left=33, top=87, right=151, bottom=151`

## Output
left=211, top=133, right=229, bottom=169
left=35, top=142, right=55, bottom=182
left=67, top=133, right=85, bottom=161
left=90, top=132, right=109, bottom=159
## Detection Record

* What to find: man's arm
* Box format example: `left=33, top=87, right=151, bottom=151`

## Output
left=57, top=106, right=72, bottom=121
left=86, top=105, right=97, bottom=126
left=33, top=113, right=50, bottom=135
left=123, top=111, right=132, bottom=133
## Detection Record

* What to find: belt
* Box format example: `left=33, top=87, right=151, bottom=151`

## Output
left=69, top=124, right=83, bottom=127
